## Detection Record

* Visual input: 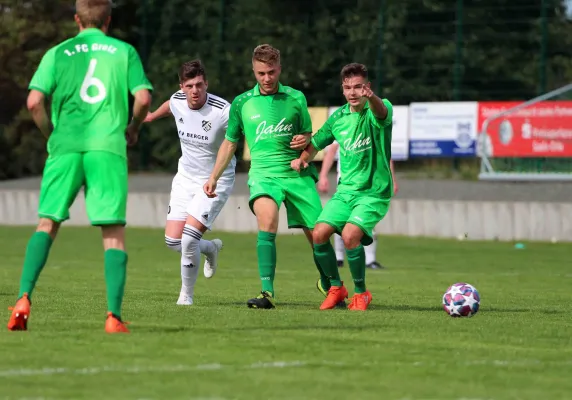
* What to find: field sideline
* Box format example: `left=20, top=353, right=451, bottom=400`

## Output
left=0, top=226, right=570, bottom=399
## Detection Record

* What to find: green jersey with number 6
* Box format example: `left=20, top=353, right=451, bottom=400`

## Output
left=311, top=100, right=394, bottom=198
left=28, top=28, right=153, bottom=158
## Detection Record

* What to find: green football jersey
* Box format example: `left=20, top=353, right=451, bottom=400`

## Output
left=312, top=100, right=394, bottom=198
left=29, top=28, right=153, bottom=158
left=225, top=83, right=314, bottom=179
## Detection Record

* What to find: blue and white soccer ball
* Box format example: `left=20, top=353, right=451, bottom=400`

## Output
left=442, top=282, right=480, bottom=318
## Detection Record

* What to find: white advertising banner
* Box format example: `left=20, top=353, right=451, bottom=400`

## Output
left=408, top=101, right=478, bottom=157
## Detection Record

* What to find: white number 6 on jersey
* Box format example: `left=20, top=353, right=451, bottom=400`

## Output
left=80, top=59, right=107, bottom=104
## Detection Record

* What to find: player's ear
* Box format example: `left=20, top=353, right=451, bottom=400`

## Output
left=74, top=14, right=83, bottom=30
left=103, top=15, right=112, bottom=31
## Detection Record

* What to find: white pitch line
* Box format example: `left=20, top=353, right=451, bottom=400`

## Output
left=0, top=360, right=319, bottom=378
left=0, top=359, right=571, bottom=378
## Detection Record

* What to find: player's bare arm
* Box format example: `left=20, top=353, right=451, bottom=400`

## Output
left=318, top=142, right=339, bottom=193
left=144, top=99, right=171, bottom=123
left=204, top=139, right=238, bottom=197
left=390, top=159, right=399, bottom=194
left=27, top=90, right=53, bottom=139
left=361, top=86, right=388, bottom=120
left=291, top=143, right=319, bottom=172
left=126, top=89, right=152, bottom=146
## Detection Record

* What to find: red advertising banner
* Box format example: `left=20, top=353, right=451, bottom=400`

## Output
left=477, top=101, right=572, bottom=157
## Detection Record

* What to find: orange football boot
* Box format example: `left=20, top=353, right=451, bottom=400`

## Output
left=7, top=293, right=31, bottom=331
left=348, top=290, right=372, bottom=311
left=320, top=285, right=349, bottom=310
left=105, top=312, right=130, bottom=333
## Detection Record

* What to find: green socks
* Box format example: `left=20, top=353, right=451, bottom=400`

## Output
left=313, top=253, right=331, bottom=291
left=17, top=232, right=128, bottom=318
left=104, top=249, right=128, bottom=318
left=347, top=245, right=366, bottom=293
left=257, top=231, right=276, bottom=295
left=314, top=242, right=341, bottom=287
left=18, top=231, right=53, bottom=300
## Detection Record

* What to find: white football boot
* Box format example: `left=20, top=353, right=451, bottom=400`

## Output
left=203, top=239, right=223, bottom=279
left=176, top=289, right=194, bottom=306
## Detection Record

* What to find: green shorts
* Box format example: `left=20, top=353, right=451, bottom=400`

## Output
left=38, top=151, right=128, bottom=226
left=248, top=175, right=322, bottom=229
left=317, top=191, right=390, bottom=246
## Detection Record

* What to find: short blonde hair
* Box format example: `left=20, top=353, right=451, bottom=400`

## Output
left=76, top=0, right=112, bottom=28
left=252, top=44, right=281, bottom=66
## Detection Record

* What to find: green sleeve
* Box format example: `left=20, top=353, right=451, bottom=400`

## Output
left=369, top=99, right=393, bottom=128
left=127, top=45, right=153, bottom=94
left=297, top=93, right=312, bottom=133
left=29, top=48, right=57, bottom=96
left=311, top=117, right=336, bottom=151
left=225, top=98, right=243, bottom=143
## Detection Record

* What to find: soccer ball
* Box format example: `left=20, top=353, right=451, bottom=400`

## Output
left=442, top=282, right=480, bottom=317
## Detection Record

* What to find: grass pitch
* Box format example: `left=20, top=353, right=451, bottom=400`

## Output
left=0, top=226, right=570, bottom=399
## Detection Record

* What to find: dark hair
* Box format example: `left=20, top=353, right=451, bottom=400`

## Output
left=340, top=63, right=368, bottom=82
left=178, top=60, right=207, bottom=83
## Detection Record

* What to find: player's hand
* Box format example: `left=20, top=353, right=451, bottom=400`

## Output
left=290, top=134, right=310, bottom=150
left=125, top=123, right=139, bottom=146
left=317, top=176, right=330, bottom=194
left=393, top=179, right=399, bottom=195
left=360, top=85, right=375, bottom=99
left=291, top=158, right=308, bottom=172
left=143, top=112, right=154, bottom=123
left=203, top=177, right=218, bottom=198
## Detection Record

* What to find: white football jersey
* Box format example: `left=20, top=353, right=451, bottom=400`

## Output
left=169, top=92, right=236, bottom=182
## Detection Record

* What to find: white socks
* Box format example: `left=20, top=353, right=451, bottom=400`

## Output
left=165, top=236, right=182, bottom=252
left=181, top=225, right=202, bottom=296
left=365, top=236, right=377, bottom=265
left=166, top=235, right=215, bottom=255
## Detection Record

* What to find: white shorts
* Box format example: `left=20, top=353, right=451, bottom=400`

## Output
left=166, top=173, right=234, bottom=230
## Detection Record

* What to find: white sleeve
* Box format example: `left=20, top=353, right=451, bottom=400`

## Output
left=221, top=104, right=230, bottom=131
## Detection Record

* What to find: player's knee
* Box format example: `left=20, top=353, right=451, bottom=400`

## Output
left=255, top=211, right=278, bottom=232
left=341, top=229, right=362, bottom=249
left=253, top=197, right=279, bottom=232
left=37, top=218, right=60, bottom=239
left=165, top=236, right=182, bottom=252
left=312, top=223, right=332, bottom=245
left=181, top=228, right=201, bottom=258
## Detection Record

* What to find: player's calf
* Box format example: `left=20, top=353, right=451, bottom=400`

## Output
left=180, top=225, right=202, bottom=304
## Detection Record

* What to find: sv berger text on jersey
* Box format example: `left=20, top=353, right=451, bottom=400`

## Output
left=178, top=131, right=210, bottom=144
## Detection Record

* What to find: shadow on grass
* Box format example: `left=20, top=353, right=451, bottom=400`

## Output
left=214, top=302, right=562, bottom=315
